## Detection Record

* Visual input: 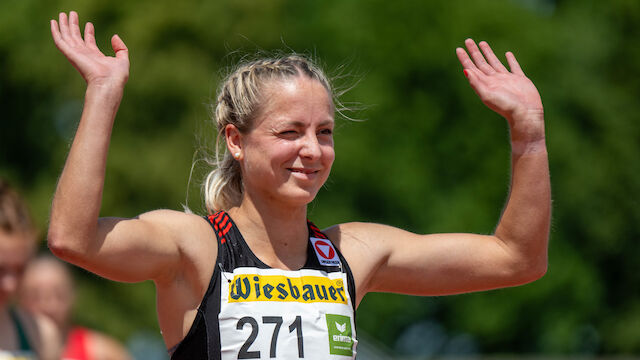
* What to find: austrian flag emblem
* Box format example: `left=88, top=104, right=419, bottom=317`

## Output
left=310, top=238, right=340, bottom=266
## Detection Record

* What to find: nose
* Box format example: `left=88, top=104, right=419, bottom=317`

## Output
left=299, top=132, right=322, bottom=160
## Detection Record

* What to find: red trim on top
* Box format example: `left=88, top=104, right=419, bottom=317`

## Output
left=308, top=221, right=328, bottom=239
left=222, top=222, right=232, bottom=236
left=209, top=211, right=229, bottom=245
left=219, top=215, right=229, bottom=228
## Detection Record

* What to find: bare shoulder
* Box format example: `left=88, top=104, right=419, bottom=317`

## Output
left=131, top=209, right=216, bottom=255
left=137, top=209, right=217, bottom=279
left=324, top=221, right=412, bottom=254
left=323, top=222, right=403, bottom=305
left=140, top=209, right=213, bottom=236
left=89, top=329, right=132, bottom=360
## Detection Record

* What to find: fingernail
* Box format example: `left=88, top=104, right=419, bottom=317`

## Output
left=463, top=70, right=469, bottom=78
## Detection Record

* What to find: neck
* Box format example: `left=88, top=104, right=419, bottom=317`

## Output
left=228, top=195, right=309, bottom=270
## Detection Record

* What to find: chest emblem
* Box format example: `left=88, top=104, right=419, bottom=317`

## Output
left=310, top=237, right=340, bottom=266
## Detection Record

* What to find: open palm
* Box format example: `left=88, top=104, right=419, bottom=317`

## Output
left=456, top=39, right=543, bottom=122
left=51, top=11, right=129, bottom=87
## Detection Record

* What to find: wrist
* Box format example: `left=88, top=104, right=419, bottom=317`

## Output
left=508, top=109, right=545, bottom=140
left=510, top=138, right=547, bottom=154
left=507, top=110, right=546, bottom=154
left=85, top=81, right=125, bottom=103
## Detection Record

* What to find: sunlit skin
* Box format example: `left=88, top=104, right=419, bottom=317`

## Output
left=48, top=10, right=549, bottom=352
left=229, top=78, right=335, bottom=210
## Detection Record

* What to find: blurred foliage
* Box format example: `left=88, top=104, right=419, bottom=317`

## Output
left=1, top=0, right=639, bottom=356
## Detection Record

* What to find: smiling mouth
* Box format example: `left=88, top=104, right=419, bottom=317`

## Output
left=287, top=168, right=319, bottom=174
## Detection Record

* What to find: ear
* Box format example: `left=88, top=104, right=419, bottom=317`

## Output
left=225, top=124, right=243, bottom=160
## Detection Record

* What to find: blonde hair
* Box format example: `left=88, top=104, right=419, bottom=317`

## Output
left=203, top=55, right=334, bottom=213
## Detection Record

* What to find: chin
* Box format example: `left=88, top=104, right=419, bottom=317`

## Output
left=276, top=187, right=320, bottom=207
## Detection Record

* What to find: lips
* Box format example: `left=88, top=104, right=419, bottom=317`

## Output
left=287, top=168, right=320, bottom=174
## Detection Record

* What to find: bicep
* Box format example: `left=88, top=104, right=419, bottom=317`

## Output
left=337, top=223, right=525, bottom=297
left=68, top=210, right=210, bottom=283
left=374, top=229, right=521, bottom=295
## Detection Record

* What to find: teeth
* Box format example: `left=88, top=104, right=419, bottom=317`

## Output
left=290, top=169, right=315, bottom=174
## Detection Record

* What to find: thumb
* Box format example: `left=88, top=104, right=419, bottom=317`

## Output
left=111, top=34, right=129, bottom=60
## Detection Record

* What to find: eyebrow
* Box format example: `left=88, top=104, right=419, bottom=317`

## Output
left=281, top=119, right=334, bottom=128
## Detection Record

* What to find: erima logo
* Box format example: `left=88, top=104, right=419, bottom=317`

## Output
left=327, top=314, right=353, bottom=355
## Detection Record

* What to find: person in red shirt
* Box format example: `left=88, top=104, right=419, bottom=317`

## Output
left=19, top=256, right=131, bottom=360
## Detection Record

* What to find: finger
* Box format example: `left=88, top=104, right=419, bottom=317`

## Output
left=84, top=22, right=99, bottom=50
left=456, top=47, right=478, bottom=70
left=111, top=34, right=129, bottom=60
left=58, top=12, right=71, bottom=41
left=68, top=11, right=84, bottom=44
left=465, top=38, right=495, bottom=74
left=463, top=68, right=487, bottom=88
left=478, top=41, right=508, bottom=72
left=505, top=51, right=524, bottom=75
left=50, top=19, right=64, bottom=48
left=462, top=68, right=489, bottom=99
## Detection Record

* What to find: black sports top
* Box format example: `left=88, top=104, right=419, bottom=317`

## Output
left=170, top=211, right=357, bottom=359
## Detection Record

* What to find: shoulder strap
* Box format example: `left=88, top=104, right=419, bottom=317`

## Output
left=306, top=221, right=358, bottom=313
left=307, top=220, right=329, bottom=239
left=206, top=211, right=232, bottom=244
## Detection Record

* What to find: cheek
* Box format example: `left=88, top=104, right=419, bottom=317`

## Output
left=264, top=142, right=299, bottom=167
left=323, top=144, right=335, bottom=166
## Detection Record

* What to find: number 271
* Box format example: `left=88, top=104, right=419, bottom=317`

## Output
left=237, top=315, right=304, bottom=359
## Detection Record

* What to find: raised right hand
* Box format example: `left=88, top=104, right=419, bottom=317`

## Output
left=51, top=11, right=129, bottom=87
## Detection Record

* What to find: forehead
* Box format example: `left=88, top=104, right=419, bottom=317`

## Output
left=255, top=76, right=334, bottom=128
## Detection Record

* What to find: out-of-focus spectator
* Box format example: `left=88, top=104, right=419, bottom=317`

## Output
left=19, top=255, right=132, bottom=360
left=0, top=178, right=60, bottom=360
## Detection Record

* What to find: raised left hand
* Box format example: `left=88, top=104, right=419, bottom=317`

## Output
left=456, top=39, right=543, bottom=124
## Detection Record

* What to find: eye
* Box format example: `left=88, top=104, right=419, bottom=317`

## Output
left=319, top=128, right=333, bottom=136
left=279, top=130, right=297, bottom=136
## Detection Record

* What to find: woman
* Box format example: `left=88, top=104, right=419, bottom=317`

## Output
left=48, top=11, right=550, bottom=359
left=0, top=179, right=61, bottom=360
left=19, top=256, right=132, bottom=360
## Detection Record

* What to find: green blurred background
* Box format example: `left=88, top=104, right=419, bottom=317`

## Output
left=1, top=0, right=639, bottom=357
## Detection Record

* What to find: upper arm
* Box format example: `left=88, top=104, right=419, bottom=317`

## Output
left=51, top=209, right=214, bottom=283
left=327, top=222, right=543, bottom=300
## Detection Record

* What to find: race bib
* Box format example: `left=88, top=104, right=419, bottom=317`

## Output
left=219, top=267, right=356, bottom=359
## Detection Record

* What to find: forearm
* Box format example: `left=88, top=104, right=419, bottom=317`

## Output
left=495, top=111, right=550, bottom=274
left=49, top=84, right=124, bottom=255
